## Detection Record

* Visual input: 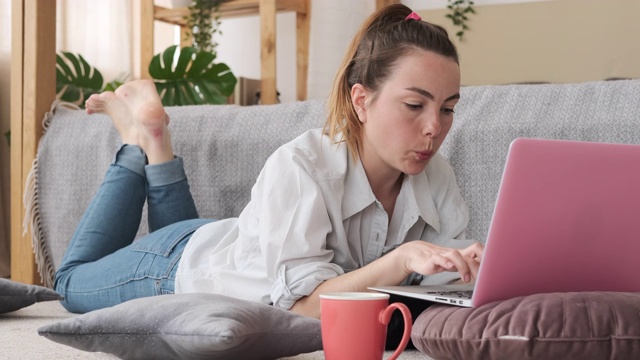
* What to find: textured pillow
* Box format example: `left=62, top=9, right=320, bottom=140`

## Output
left=0, top=278, right=63, bottom=314
left=38, top=293, right=322, bottom=360
left=412, top=292, right=640, bottom=360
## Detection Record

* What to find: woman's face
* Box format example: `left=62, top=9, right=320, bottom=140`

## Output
left=354, top=49, right=461, bottom=179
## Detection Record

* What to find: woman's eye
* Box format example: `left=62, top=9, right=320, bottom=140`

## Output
left=405, top=103, right=423, bottom=110
left=442, top=108, right=455, bottom=115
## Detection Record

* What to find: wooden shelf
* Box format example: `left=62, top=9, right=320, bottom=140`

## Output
left=140, top=0, right=311, bottom=104
left=154, top=0, right=309, bottom=24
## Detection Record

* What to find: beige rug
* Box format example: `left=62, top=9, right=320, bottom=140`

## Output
left=1, top=301, right=431, bottom=359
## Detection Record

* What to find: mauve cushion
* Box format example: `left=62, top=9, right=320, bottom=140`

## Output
left=411, top=292, right=640, bottom=360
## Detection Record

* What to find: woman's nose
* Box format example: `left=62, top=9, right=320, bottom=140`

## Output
left=423, top=112, right=442, bottom=137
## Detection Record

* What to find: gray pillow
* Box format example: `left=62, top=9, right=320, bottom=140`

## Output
left=38, top=293, right=322, bottom=360
left=411, top=291, right=640, bottom=360
left=0, top=278, right=63, bottom=314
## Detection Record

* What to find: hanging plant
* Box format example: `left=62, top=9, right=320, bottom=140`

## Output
left=153, top=0, right=237, bottom=106
left=149, top=45, right=237, bottom=106
left=446, top=0, right=475, bottom=40
left=184, top=0, right=227, bottom=53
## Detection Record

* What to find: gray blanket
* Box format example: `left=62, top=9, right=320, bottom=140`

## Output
left=29, top=100, right=326, bottom=287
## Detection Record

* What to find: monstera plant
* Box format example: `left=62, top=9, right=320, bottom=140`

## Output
left=56, top=52, right=104, bottom=107
left=56, top=0, right=236, bottom=108
left=56, top=52, right=125, bottom=108
left=149, top=0, right=236, bottom=106
left=148, top=45, right=236, bottom=106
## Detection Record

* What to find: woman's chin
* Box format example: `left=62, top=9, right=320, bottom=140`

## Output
left=401, top=162, right=429, bottom=175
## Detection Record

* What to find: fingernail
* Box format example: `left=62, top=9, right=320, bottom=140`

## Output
left=464, top=274, right=470, bottom=283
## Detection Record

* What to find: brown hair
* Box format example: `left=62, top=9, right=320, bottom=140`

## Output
left=324, top=4, right=459, bottom=159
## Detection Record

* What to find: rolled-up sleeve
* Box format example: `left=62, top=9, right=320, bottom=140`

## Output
left=253, top=145, right=344, bottom=309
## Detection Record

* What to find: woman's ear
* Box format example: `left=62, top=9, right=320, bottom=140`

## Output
left=350, top=83, right=368, bottom=123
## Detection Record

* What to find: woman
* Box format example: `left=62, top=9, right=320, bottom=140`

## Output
left=55, top=4, right=484, bottom=318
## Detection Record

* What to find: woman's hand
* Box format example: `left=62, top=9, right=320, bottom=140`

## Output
left=394, top=241, right=484, bottom=283
left=290, top=240, right=483, bottom=318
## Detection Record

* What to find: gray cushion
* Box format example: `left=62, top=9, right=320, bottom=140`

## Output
left=38, top=293, right=322, bottom=360
left=411, top=292, right=640, bottom=360
left=0, top=278, right=63, bottom=314
left=440, top=80, right=640, bottom=244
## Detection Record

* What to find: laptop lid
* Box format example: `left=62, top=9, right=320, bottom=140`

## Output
left=370, top=138, right=640, bottom=307
left=471, top=137, right=640, bottom=307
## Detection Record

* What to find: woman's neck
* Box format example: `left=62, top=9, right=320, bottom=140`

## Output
left=360, top=153, right=404, bottom=218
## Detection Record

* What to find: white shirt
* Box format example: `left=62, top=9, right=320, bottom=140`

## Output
left=175, top=128, right=471, bottom=309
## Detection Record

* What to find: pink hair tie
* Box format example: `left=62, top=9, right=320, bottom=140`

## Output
left=405, top=12, right=421, bottom=21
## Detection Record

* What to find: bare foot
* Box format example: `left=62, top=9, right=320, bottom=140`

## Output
left=85, top=80, right=174, bottom=164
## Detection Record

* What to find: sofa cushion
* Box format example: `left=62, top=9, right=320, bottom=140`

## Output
left=411, top=291, right=640, bottom=360
left=38, top=293, right=322, bottom=360
left=439, top=80, right=640, bottom=244
left=0, top=278, right=63, bottom=314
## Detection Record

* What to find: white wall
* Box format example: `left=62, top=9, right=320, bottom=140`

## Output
left=207, top=0, right=554, bottom=102
left=418, top=0, right=640, bottom=85
left=66, top=0, right=557, bottom=103
left=57, top=0, right=133, bottom=84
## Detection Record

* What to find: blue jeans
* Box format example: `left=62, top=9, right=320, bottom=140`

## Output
left=55, top=145, right=213, bottom=313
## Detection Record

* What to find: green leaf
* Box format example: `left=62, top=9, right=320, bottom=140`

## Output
left=186, top=51, right=216, bottom=77
left=56, top=52, right=104, bottom=107
left=447, top=0, right=474, bottom=41
left=161, top=45, right=177, bottom=78
left=174, top=47, right=197, bottom=77
left=103, top=80, right=122, bottom=92
left=148, top=46, right=237, bottom=106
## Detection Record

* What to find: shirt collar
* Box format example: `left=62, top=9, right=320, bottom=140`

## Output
left=341, top=154, right=442, bottom=233
left=404, top=172, right=441, bottom=233
left=342, top=153, right=377, bottom=219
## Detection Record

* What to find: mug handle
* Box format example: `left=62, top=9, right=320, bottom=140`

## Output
left=379, top=302, right=412, bottom=360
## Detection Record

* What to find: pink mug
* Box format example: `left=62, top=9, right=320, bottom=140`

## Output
left=320, top=292, right=412, bottom=360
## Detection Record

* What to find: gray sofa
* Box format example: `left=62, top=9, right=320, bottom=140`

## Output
left=7, top=79, right=640, bottom=359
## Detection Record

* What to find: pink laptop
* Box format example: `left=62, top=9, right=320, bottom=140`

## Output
left=370, top=138, right=640, bottom=307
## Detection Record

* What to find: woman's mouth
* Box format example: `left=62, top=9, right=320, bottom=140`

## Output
left=415, top=150, right=432, bottom=161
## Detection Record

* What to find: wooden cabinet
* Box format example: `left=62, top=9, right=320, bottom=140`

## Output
left=140, top=0, right=311, bottom=105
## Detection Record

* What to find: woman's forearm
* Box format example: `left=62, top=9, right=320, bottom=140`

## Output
left=289, top=240, right=483, bottom=319
left=289, top=250, right=409, bottom=319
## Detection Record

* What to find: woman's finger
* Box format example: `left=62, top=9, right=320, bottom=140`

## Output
left=440, top=249, right=473, bottom=282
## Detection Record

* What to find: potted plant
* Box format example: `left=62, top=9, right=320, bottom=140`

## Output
left=56, top=52, right=125, bottom=108
left=149, top=0, right=237, bottom=106
left=185, top=0, right=225, bottom=54
left=53, top=0, right=235, bottom=109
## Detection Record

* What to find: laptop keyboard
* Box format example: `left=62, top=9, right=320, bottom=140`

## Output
left=425, top=290, right=473, bottom=300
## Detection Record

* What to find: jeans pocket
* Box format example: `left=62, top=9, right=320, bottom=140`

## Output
left=130, top=218, right=212, bottom=257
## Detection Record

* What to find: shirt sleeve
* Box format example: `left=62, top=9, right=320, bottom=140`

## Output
left=252, top=144, right=344, bottom=309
